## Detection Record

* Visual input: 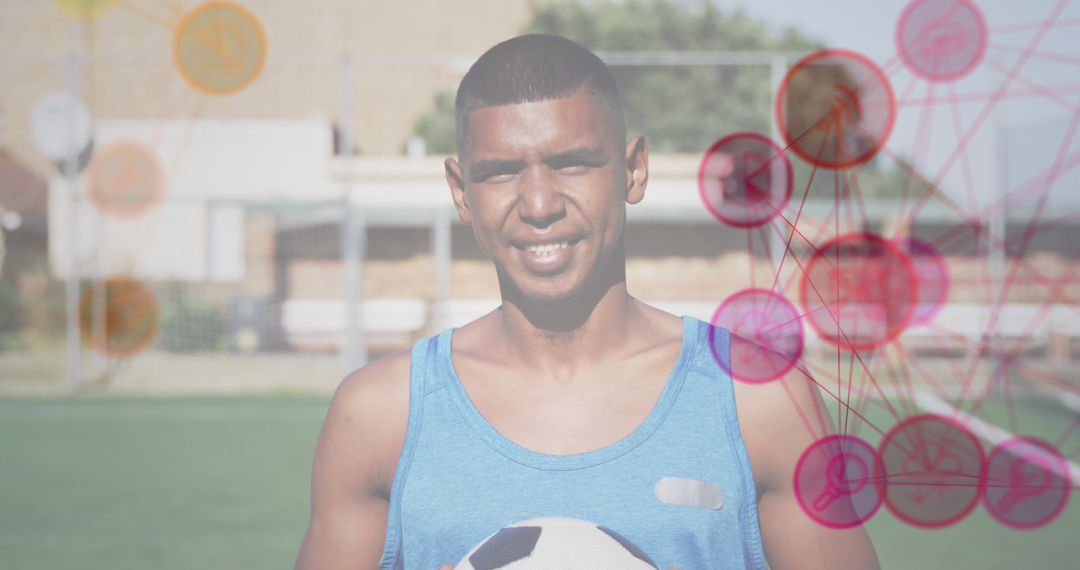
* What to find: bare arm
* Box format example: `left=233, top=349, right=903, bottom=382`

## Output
left=295, top=352, right=411, bottom=570
left=736, top=356, right=880, bottom=570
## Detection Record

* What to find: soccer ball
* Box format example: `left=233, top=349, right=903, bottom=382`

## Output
left=454, top=516, right=659, bottom=570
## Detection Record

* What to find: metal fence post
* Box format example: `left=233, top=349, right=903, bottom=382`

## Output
left=63, top=52, right=82, bottom=393
left=340, top=53, right=367, bottom=372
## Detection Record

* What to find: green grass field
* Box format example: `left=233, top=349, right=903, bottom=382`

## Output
left=0, top=395, right=1076, bottom=569
left=855, top=397, right=1080, bottom=570
left=0, top=396, right=326, bottom=570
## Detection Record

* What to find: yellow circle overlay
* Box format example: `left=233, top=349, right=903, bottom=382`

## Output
left=174, top=1, right=267, bottom=95
left=79, top=276, right=160, bottom=358
left=52, top=0, right=115, bottom=17
left=86, top=140, right=166, bottom=219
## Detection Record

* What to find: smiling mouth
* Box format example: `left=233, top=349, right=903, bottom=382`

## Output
left=523, top=240, right=570, bottom=255
left=514, top=237, right=581, bottom=254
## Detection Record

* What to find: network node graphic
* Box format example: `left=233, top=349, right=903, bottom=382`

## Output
left=983, top=437, right=1071, bottom=530
left=898, top=236, right=950, bottom=326
left=174, top=1, right=267, bottom=95
left=776, top=49, right=895, bottom=169
left=879, top=414, right=985, bottom=528
left=799, top=232, right=917, bottom=351
left=698, top=133, right=793, bottom=228
left=709, top=288, right=804, bottom=383
left=78, top=276, right=160, bottom=358
left=794, top=435, right=885, bottom=529
left=29, top=92, right=93, bottom=163
left=897, top=0, right=987, bottom=82
left=86, top=141, right=166, bottom=218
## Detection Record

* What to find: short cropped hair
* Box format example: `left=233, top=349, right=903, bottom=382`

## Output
left=454, top=34, right=627, bottom=155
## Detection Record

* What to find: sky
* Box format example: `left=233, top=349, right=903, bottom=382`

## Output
left=709, top=0, right=1080, bottom=210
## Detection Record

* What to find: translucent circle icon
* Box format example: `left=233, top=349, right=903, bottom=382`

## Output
left=879, top=414, right=985, bottom=528
left=898, top=237, right=950, bottom=326
left=709, top=288, right=804, bottom=383
left=174, top=1, right=267, bottom=95
left=897, top=0, right=987, bottom=82
left=79, top=276, right=160, bottom=358
left=794, top=435, right=885, bottom=528
left=698, top=133, right=793, bottom=228
left=983, top=437, right=1071, bottom=530
left=86, top=140, right=166, bottom=218
left=800, top=232, right=917, bottom=351
left=776, top=49, right=895, bottom=169
left=29, top=92, right=93, bottom=162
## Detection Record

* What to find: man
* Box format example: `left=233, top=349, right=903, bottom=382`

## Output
left=295, top=34, right=879, bottom=570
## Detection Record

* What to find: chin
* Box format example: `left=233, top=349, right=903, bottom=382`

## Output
left=522, top=279, right=584, bottom=305
left=513, top=284, right=597, bottom=330
left=498, top=265, right=584, bottom=303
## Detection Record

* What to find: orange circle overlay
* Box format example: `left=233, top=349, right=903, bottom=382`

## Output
left=86, top=140, right=166, bottom=218
left=173, top=1, right=267, bottom=95
left=79, top=276, right=160, bottom=358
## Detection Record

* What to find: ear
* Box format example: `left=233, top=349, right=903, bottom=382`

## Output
left=445, top=156, right=472, bottom=224
left=624, top=134, right=648, bottom=205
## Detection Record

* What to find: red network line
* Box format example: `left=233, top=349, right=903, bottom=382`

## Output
left=897, top=82, right=1080, bottom=106
left=990, top=16, right=1080, bottom=33
left=701, top=0, right=1080, bottom=531
left=903, top=0, right=1069, bottom=225
left=989, top=42, right=1080, bottom=67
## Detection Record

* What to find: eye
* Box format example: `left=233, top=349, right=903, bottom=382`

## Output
left=478, top=167, right=517, bottom=183
left=555, top=162, right=590, bottom=175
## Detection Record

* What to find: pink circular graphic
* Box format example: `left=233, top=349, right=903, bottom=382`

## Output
left=708, top=288, right=804, bottom=383
left=898, top=237, right=950, bottom=326
left=879, top=414, right=985, bottom=528
left=776, top=49, right=896, bottom=169
left=698, top=133, right=793, bottom=228
left=794, top=435, right=885, bottom=529
left=800, top=232, right=917, bottom=351
left=982, top=437, right=1071, bottom=530
left=897, top=0, right=987, bottom=82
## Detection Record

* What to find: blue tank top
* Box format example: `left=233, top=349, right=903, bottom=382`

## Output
left=378, top=315, right=769, bottom=569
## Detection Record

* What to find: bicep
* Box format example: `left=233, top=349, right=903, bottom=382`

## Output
left=737, top=359, right=880, bottom=570
left=757, top=483, right=879, bottom=570
left=295, top=492, right=389, bottom=570
left=295, top=363, right=407, bottom=570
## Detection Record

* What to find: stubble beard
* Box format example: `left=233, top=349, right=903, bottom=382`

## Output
left=495, top=233, right=627, bottom=335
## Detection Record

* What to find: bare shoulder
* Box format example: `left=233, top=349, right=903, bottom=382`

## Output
left=295, top=349, right=414, bottom=569
left=731, top=353, right=880, bottom=568
left=327, top=348, right=413, bottom=498
left=729, top=338, right=829, bottom=495
left=335, top=348, right=412, bottom=409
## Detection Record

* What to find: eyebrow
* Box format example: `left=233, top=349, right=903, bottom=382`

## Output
left=468, top=157, right=526, bottom=183
left=545, top=146, right=607, bottom=168
left=467, top=146, right=608, bottom=183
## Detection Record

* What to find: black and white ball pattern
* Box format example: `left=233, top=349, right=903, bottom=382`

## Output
left=455, top=516, right=659, bottom=570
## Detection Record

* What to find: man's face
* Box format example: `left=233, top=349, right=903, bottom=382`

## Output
left=446, top=88, right=645, bottom=304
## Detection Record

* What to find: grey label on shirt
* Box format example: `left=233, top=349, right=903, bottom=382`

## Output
left=654, top=476, right=725, bottom=510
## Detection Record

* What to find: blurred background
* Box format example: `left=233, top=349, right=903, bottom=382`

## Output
left=0, top=0, right=1078, bottom=568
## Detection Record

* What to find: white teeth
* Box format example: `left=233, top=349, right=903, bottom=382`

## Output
left=525, top=240, right=570, bottom=255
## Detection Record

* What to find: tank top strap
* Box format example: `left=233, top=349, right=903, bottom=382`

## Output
left=685, top=319, right=768, bottom=568
left=378, top=333, right=439, bottom=570
left=380, top=317, right=769, bottom=570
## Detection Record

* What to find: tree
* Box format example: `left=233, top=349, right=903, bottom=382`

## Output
left=411, top=0, right=822, bottom=155
left=410, top=0, right=915, bottom=203
left=410, top=91, right=456, bottom=156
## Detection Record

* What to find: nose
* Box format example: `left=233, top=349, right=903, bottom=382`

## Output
left=517, top=167, right=566, bottom=228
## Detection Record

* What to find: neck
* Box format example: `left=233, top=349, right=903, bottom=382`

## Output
left=492, top=250, right=641, bottom=382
